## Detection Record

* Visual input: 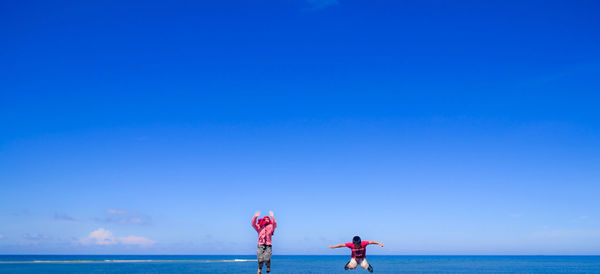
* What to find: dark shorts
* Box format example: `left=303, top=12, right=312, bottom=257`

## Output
left=256, top=244, right=272, bottom=263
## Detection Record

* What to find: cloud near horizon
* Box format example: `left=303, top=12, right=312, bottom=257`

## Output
left=118, top=235, right=156, bottom=246
left=107, top=209, right=128, bottom=215
left=22, top=233, right=50, bottom=245
left=80, top=228, right=156, bottom=247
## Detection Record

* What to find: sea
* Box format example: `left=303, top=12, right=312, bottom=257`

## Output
left=1, top=255, right=599, bottom=273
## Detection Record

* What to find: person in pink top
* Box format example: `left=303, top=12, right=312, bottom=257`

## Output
left=252, top=210, right=277, bottom=274
left=330, top=236, right=384, bottom=272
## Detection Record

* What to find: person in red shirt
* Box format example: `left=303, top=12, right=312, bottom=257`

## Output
left=252, top=211, right=277, bottom=274
left=329, top=236, right=384, bottom=272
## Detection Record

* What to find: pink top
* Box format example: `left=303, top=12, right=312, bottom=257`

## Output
left=345, top=241, right=369, bottom=259
left=251, top=216, right=277, bottom=245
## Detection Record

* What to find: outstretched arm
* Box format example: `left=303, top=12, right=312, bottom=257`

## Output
left=329, top=243, right=346, bottom=249
left=251, top=211, right=260, bottom=232
left=368, top=241, right=384, bottom=247
left=269, top=211, right=277, bottom=229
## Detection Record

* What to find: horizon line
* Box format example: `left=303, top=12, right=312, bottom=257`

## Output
left=2, top=254, right=600, bottom=256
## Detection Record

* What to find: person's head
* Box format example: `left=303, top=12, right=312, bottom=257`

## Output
left=257, top=216, right=271, bottom=227
left=352, top=236, right=361, bottom=246
left=262, top=216, right=271, bottom=224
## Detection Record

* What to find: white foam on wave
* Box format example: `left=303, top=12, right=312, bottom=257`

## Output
left=0, top=258, right=257, bottom=264
left=26, top=260, right=98, bottom=263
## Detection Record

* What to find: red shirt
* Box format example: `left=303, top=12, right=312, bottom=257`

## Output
left=345, top=241, right=369, bottom=259
left=251, top=216, right=277, bottom=245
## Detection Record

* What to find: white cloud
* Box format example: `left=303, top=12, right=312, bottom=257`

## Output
left=0, top=234, right=3, bottom=239
left=80, top=228, right=155, bottom=247
left=118, top=236, right=156, bottom=246
left=81, top=228, right=117, bottom=245
left=107, top=209, right=128, bottom=215
left=128, top=217, right=144, bottom=225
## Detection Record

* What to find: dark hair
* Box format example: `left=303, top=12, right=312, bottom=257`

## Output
left=258, top=216, right=271, bottom=227
left=352, top=236, right=361, bottom=244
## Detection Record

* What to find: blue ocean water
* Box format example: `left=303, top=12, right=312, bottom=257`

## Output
left=1, top=255, right=599, bottom=273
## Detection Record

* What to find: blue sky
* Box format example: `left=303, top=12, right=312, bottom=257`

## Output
left=1, top=0, right=599, bottom=254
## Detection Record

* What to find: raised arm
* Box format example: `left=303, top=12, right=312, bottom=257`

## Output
left=368, top=241, right=384, bottom=247
left=251, top=211, right=260, bottom=232
left=269, top=211, right=276, bottom=229
left=329, top=243, right=346, bottom=249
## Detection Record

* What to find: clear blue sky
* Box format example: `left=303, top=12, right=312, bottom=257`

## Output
left=1, top=0, right=599, bottom=255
